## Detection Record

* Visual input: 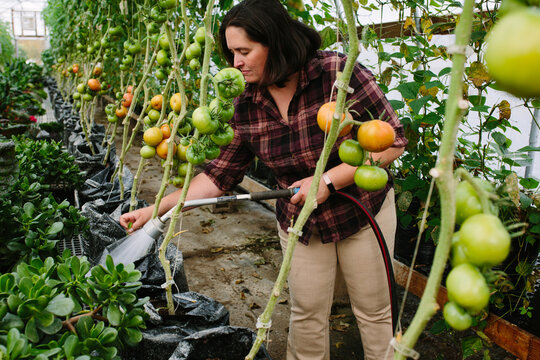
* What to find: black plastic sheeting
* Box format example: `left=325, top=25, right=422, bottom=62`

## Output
left=169, top=326, right=270, bottom=360
left=122, top=291, right=230, bottom=360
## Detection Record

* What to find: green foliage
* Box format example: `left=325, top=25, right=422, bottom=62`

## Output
left=0, top=58, right=46, bottom=136
left=0, top=21, right=15, bottom=65
left=0, top=253, right=148, bottom=359
left=13, top=137, right=84, bottom=188
left=0, top=138, right=87, bottom=273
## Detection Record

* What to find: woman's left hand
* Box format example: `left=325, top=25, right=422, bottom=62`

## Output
left=289, top=175, right=331, bottom=206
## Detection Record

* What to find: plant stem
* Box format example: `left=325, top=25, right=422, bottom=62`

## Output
left=394, top=0, right=474, bottom=357
left=157, top=0, right=209, bottom=315
left=245, top=0, right=359, bottom=358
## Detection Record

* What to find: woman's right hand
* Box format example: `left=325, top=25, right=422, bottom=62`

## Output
left=119, top=206, right=154, bottom=233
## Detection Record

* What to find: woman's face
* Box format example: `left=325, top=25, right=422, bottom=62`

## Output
left=225, top=26, right=269, bottom=84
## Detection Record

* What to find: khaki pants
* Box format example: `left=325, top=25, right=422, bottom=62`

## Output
left=278, top=189, right=396, bottom=360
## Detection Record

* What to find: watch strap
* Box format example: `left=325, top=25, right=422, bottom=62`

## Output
left=322, top=173, right=336, bottom=194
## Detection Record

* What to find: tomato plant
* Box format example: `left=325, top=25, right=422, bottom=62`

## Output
left=210, top=124, right=235, bottom=146
left=156, top=139, right=176, bottom=160
left=443, top=302, right=473, bottom=331
left=143, top=127, right=163, bottom=147
left=458, top=213, right=511, bottom=267
left=140, top=145, right=156, bottom=159
left=209, top=98, right=235, bottom=123
left=214, top=68, right=246, bottom=99
left=338, top=139, right=365, bottom=166
left=484, top=8, right=540, bottom=98
left=170, top=93, right=182, bottom=113
left=186, top=144, right=206, bottom=165
left=353, top=165, right=388, bottom=191
left=316, top=102, right=352, bottom=136
left=356, top=120, right=395, bottom=153
left=151, top=95, right=163, bottom=110
left=446, top=263, right=490, bottom=314
left=455, top=179, right=492, bottom=225
left=192, top=106, right=218, bottom=135
left=87, top=79, right=101, bottom=91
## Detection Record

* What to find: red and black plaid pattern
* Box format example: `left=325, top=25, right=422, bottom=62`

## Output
left=204, top=51, right=408, bottom=244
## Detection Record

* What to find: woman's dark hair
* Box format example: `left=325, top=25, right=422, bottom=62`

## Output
left=219, top=0, right=321, bottom=86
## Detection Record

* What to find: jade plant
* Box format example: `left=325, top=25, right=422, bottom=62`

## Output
left=0, top=252, right=148, bottom=359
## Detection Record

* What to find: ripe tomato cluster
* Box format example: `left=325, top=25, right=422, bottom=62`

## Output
left=139, top=67, right=243, bottom=188
left=443, top=179, right=511, bottom=331
left=71, top=62, right=111, bottom=110
left=317, top=102, right=396, bottom=192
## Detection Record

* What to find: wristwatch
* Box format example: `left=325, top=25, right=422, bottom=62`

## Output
left=322, top=173, right=336, bottom=194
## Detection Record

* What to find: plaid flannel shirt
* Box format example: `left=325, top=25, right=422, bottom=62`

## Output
left=204, top=50, right=408, bottom=245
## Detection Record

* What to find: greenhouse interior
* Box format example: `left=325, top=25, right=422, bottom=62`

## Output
left=0, top=0, right=539, bottom=359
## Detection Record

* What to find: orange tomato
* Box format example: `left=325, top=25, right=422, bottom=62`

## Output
left=160, top=123, right=171, bottom=139
left=170, top=93, right=182, bottom=113
left=122, top=93, right=134, bottom=107
left=156, top=139, right=176, bottom=159
left=316, top=102, right=353, bottom=137
left=126, top=85, right=134, bottom=94
left=115, top=106, right=128, bottom=118
left=72, top=64, right=79, bottom=73
left=87, top=78, right=101, bottom=91
left=151, top=94, right=163, bottom=110
left=357, top=120, right=395, bottom=153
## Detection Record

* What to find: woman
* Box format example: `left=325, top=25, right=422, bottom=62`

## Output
left=120, top=0, right=407, bottom=358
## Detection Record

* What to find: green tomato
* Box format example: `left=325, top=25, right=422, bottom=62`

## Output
left=170, top=176, right=185, bottom=188
left=107, top=114, right=118, bottom=123
left=450, top=232, right=469, bottom=268
left=484, top=8, right=540, bottom=98
left=209, top=98, right=235, bottom=123
left=159, top=0, right=178, bottom=9
left=109, top=25, right=123, bottom=37
left=210, top=124, right=234, bottom=146
left=459, top=213, right=511, bottom=267
left=192, top=106, right=218, bottom=135
left=194, top=27, right=205, bottom=44
left=127, top=41, right=142, bottom=55
left=147, top=109, right=161, bottom=123
left=77, top=83, right=86, bottom=94
left=82, top=93, right=93, bottom=102
left=178, top=162, right=189, bottom=177
left=156, top=49, right=170, bottom=66
left=72, top=92, right=81, bottom=100
left=338, top=139, right=365, bottom=166
left=189, top=58, right=201, bottom=71
left=205, top=143, right=221, bottom=160
left=446, top=263, right=490, bottom=314
left=140, top=145, right=156, bottom=159
left=353, top=166, right=388, bottom=192
left=455, top=178, right=493, bottom=225
left=214, top=67, right=246, bottom=99
left=185, top=42, right=202, bottom=60
left=155, top=68, right=168, bottom=81
left=158, top=33, right=170, bottom=50
left=150, top=6, right=167, bottom=23
left=122, top=54, right=133, bottom=66
left=443, top=302, right=473, bottom=331
left=146, top=22, right=161, bottom=34
left=186, top=145, right=206, bottom=165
